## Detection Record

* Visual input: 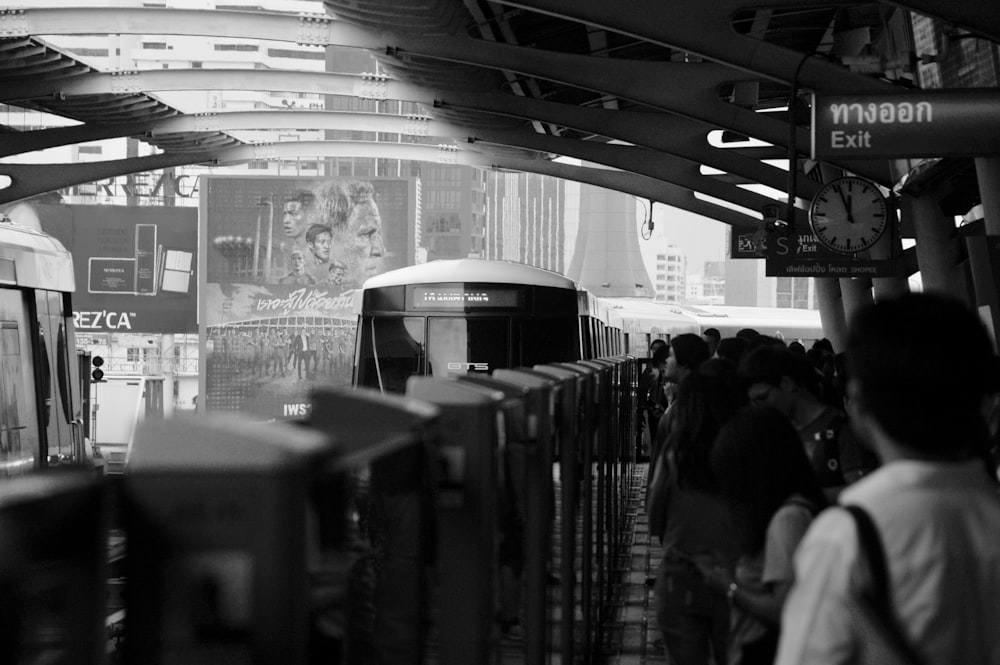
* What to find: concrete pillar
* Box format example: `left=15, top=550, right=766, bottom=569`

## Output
left=840, top=278, right=874, bottom=329
left=970, top=157, right=1000, bottom=346
left=976, top=157, right=1000, bottom=235
left=814, top=278, right=848, bottom=352
left=905, top=193, right=971, bottom=304
left=161, top=333, right=175, bottom=418
left=869, top=206, right=909, bottom=301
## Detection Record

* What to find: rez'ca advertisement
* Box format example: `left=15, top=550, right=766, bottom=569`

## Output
left=32, top=203, right=198, bottom=334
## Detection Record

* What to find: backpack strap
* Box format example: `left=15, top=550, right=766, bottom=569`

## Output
left=844, top=505, right=890, bottom=609
left=843, top=505, right=925, bottom=665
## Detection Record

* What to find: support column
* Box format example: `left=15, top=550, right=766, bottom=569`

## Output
left=905, top=193, right=970, bottom=304
left=869, top=208, right=909, bottom=301
left=814, top=278, right=847, bottom=352
left=839, top=278, right=874, bottom=329
left=162, top=333, right=175, bottom=418
left=969, top=157, right=1000, bottom=347
left=976, top=157, right=1000, bottom=234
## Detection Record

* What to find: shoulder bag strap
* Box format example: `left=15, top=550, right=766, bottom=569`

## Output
left=843, top=505, right=925, bottom=665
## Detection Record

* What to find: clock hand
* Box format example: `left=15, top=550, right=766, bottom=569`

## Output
left=845, top=195, right=854, bottom=224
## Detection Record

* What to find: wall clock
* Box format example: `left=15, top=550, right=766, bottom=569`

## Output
left=808, top=176, right=889, bottom=254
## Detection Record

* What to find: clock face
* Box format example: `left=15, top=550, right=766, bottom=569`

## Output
left=808, top=177, right=889, bottom=254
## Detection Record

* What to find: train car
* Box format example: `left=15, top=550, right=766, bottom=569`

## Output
left=353, top=258, right=642, bottom=664
left=0, top=218, right=86, bottom=475
left=597, top=297, right=701, bottom=355
left=352, top=259, right=623, bottom=390
left=598, top=297, right=826, bottom=350
left=681, top=303, right=825, bottom=345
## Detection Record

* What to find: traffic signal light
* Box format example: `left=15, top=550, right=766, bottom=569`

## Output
left=91, top=356, right=105, bottom=383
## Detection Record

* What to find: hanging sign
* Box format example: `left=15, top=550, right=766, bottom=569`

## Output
left=812, top=89, right=1000, bottom=159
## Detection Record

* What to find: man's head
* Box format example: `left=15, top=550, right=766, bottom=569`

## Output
left=740, top=344, right=820, bottom=417
left=305, top=224, right=333, bottom=263
left=847, top=293, right=994, bottom=458
left=289, top=250, right=305, bottom=273
left=665, top=333, right=710, bottom=384
left=649, top=338, right=668, bottom=357
left=702, top=328, right=721, bottom=357
left=318, top=180, right=386, bottom=285
left=282, top=190, right=316, bottom=239
left=651, top=344, right=670, bottom=373
left=327, top=260, right=347, bottom=285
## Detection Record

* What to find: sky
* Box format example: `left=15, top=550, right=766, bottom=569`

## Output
left=635, top=200, right=729, bottom=279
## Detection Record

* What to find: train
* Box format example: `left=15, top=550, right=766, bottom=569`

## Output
left=0, top=217, right=88, bottom=474
left=339, top=258, right=826, bottom=665
left=352, top=258, right=825, bottom=388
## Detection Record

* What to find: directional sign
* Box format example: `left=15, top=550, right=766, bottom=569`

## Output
left=730, top=226, right=850, bottom=261
left=812, top=89, right=1000, bottom=159
left=729, top=227, right=906, bottom=278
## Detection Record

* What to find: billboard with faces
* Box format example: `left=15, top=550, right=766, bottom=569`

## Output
left=198, top=175, right=419, bottom=420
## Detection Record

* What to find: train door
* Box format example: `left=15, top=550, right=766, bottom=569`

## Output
left=355, top=316, right=426, bottom=392
left=35, top=290, right=82, bottom=465
left=0, top=288, right=39, bottom=475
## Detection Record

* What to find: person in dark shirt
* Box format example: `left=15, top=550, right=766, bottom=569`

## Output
left=740, top=344, right=876, bottom=500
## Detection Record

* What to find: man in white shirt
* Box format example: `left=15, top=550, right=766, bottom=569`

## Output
left=776, top=292, right=1000, bottom=665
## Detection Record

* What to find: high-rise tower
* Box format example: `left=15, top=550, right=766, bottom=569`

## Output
left=567, top=185, right=654, bottom=297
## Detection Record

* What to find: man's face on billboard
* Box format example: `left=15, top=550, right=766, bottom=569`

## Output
left=333, top=197, right=385, bottom=284
left=309, top=231, right=332, bottom=262
left=283, top=200, right=309, bottom=238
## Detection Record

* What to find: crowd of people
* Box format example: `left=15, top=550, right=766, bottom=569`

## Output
left=208, top=325, right=354, bottom=381
left=642, top=292, right=1000, bottom=665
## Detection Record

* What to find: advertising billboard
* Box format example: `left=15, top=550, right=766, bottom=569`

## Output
left=32, top=204, right=199, bottom=334
left=199, top=175, right=419, bottom=420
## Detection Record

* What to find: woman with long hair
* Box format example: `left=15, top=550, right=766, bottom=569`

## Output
left=647, top=358, right=745, bottom=665
left=695, top=406, right=827, bottom=665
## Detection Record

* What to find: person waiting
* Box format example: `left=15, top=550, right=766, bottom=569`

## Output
left=776, top=293, right=1000, bottom=665
left=695, top=406, right=826, bottom=665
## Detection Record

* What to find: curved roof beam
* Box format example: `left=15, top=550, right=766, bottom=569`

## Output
left=0, top=110, right=459, bottom=158
left=490, top=0, right=893, bottom=92
left=1, top=101, right=794, bottom=224
left=467, top=128, right=808, bottom=226
left=0, top=152, right=213, bottom=204
left=2, top=7, right=381, bottom=49
left=440, top=91, right=820, bottom=199
left=380, top=33, right=890, bottom=183
left=0, top=139, right=754, bottom=227
left=11, top=6, right=889, bottom=183
left=0, top=69, right=433, bottom=106
left=3, top=97, right=816, bottom=201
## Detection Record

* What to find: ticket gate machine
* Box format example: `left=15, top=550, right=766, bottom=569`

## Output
left=459, top=371, right=556, bottom=665
left=531, top=363, right=586, bottom=664
left=123, top=415, right=335, bottom=665
left=405, top=377, right=505, bottom=665
left=304, top=386, right=440, bottom=665
left=0, top=472, right=106, bottom=665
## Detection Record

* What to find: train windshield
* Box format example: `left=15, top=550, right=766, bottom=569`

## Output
left=356, top=317, right=425, bottom=393
left=357, top=316, right=518, bottom=391
left=426, top=318, right=509, bottom=378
